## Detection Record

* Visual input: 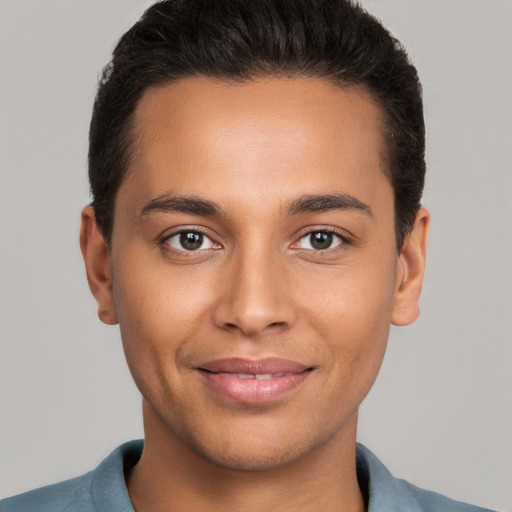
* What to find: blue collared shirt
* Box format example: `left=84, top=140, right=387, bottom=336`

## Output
left=0, top=440, right=497, bottom=511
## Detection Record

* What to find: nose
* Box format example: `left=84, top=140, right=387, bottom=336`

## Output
left=212, top=246, right=296, bottom=338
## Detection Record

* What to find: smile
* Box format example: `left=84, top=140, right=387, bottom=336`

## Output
left=216, top=372, right=294, bottom=380
left=196, top=358, right=313, bottom=405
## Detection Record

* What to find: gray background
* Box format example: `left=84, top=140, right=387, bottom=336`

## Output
left=1, top=1, right=511, bottom=510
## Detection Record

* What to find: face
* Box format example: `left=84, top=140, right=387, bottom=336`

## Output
left=81, top=77, right=428, bottom=471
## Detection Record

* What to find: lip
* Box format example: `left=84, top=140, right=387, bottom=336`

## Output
left=195, top=358, right=313, bottom=405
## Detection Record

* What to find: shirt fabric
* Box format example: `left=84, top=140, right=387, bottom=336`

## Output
left=0, top=440, right=496, bottom=512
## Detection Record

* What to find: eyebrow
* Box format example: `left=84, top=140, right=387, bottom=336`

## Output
left=287, top=194, right=373, bottom=217
left=139, top=192, right=372, bottom=219
left=140, top=193, right=224, bottom=218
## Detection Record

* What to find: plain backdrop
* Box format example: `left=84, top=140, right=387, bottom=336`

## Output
left=1, top=1, right=511, bottom=510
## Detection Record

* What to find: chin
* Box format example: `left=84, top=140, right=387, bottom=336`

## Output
left=193, top=440, right=305, bottom=473
left=183, top=419, right=330, bottom=473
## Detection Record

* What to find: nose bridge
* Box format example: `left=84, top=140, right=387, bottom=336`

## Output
left=213, top=235, right=294, bottom=336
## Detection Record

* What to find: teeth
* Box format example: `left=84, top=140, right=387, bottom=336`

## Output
left=213, top=372, right=291, bottom=380
left=234, top=373, right=289, bottom=380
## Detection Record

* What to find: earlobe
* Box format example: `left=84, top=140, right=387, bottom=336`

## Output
left=79, top=206, right=118, bottom=325
left=392, top=207, right=430, bottom=327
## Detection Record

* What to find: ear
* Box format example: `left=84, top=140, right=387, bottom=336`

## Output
left=79, top=205, right=118, bottom=325
left=392, top=206, right=430, bottom=326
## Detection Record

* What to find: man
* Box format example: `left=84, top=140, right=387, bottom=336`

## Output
left=0, top=1, right=498, bottom=511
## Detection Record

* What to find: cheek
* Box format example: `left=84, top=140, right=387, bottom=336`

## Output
left=111, top=255, right=213, bottom=394
left=114, top=248, right=212, bottom=336
left=297, top=252, right=397, bottom=380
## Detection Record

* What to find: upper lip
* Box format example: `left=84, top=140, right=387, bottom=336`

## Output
left=197, top=357, right=312, bottom=374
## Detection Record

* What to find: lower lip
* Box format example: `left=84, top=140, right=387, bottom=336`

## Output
left=197, top=371, right=311, bottom=405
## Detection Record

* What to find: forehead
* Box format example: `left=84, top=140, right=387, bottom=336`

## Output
left=123, top=77, right=390, bottom=212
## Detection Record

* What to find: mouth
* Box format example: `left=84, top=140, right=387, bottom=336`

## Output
left=195, top=358, right=314, bottom=405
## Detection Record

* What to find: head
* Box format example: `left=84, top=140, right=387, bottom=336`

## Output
left=81, top=0, right=429, bottom=473
left=89, top=0, right=425, bottom=252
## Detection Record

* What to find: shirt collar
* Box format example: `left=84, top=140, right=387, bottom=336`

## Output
left=91, top=440, right=421, bottom=512
left=356, top=443, right=422, bottom=512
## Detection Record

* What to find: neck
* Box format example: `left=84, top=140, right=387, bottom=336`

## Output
left=127, top=402, right=365, bottom=512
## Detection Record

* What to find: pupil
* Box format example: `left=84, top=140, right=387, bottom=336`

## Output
left=180, top=232, right=203, bottom=250
left=311, top=232, right=333, bottom=250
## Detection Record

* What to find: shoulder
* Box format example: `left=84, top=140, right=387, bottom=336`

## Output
left=397, top=478, right=497, bottom=512
left=0, top=440, right=143, bottom=512
left=0, top=473, right=94, bottom=512
left=356, top=444, right=497, bottom=512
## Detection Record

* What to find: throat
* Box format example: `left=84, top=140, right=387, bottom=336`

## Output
left=128, top=403, right=365, bottom=512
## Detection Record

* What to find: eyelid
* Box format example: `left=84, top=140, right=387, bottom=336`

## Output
left=291, top=227, right=352, bottom=250
left=158, top=225, right=351, bottom=254
left=161, top=227, right=221, bottom=252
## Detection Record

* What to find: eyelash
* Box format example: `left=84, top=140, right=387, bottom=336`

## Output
left=293, top=228, right=351, bottom=251
left=161, top=228, right=220, bottom=253
left=160, top=227, right=351, bottom=254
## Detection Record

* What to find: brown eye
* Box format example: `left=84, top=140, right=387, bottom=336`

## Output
left=297, top=231, right=343, bottom=251
left=310, top=232, right=333, bottom=250
left=180, top=232, right=203, bottom=250
left=165, top=231, right=217, bottom=251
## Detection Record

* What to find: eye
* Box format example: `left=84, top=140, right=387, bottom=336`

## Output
left=296, top=230, right=344, bottom=251
left=164, top=231, right=218, bottom=251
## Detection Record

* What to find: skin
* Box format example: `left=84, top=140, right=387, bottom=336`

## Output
left=80, top=77, right=429, bottom=512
